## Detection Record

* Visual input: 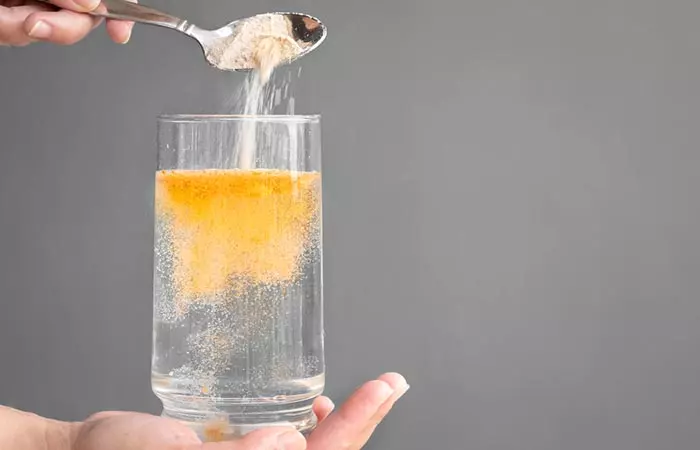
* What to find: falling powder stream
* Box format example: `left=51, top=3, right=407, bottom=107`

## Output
left=205, top=13, right=304, bottom=169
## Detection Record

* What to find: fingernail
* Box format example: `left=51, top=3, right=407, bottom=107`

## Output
left=120, top=31, right=131, bottom=44
left=28, top=21, right=51, bottom=39
left=119, top=24, right=133, bottom=44
left=74, top=0, right=100, bottom=12
left=376, top=381, right=394, bottom=403
left=276, top=430, right=305, bottom=447
left=395, top=383, right=410, bottom=399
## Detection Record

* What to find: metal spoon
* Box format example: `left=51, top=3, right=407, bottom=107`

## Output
left=40, top=0, right=326, bottom=72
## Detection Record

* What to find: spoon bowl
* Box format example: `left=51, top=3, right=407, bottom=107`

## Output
left=190, top=12, right=327, bottom=72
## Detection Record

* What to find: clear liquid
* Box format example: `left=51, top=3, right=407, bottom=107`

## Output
left=151, top=170, right=323, bottom=440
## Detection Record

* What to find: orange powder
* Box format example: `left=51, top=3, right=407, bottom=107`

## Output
left=155, top=169, right=321, bottom=304
left=202, top=419, right=229, bottom=442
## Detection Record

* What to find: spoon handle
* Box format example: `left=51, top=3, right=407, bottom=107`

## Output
left=40, top=0, right=191, bottom=31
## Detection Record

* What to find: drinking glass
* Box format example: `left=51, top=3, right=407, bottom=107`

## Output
left=151, top=115, right=323, bottom=441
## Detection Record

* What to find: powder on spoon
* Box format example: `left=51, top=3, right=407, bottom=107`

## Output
left=206, top=13, right=302, bottom=82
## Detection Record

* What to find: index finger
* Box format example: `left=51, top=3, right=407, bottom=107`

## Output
left=306, top=379, right=395, bottom=449
left=105, top=0, right=135, bottom=43
left=352, top=373, right=410, bottom=449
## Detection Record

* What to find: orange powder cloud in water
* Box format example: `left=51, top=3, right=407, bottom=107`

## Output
left=155, top=170, right=321, bottom=303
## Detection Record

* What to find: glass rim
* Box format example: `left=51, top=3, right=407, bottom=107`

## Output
left=158, top=114, right=321, bottom=124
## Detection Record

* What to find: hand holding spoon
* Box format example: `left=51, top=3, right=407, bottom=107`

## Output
left=38, top=0, right=326, bottom=71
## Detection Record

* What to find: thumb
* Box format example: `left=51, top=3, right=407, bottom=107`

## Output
left=43, top=0, right=101, bottom=13
left=205, top=427, right=307, bottom=450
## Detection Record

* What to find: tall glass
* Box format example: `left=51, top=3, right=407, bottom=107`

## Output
left=151, top=115, right=323, bottom=441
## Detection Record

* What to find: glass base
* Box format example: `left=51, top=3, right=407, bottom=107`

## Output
left=160, top=399, right=318, bottom=442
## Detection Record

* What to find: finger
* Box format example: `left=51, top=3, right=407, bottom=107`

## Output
left=24, top=9, right=99, bottom=44
left=202, top=427, right=306, bottom=450
left=44, top=0, right=99, bottom=13
left=313, top=396, right=335, bottom=423
left=105, top=18, right=131, bottom=43
left=84, top=411, right=134, bottom=422
left=105, top=0, right=135, bottom=44
left=75, top=410, right=135, bottom=439
left=0, top=4, right=46, bottom=46
left=306, top=379, right=394, bottom=449
left=351, top=373, right=410, bottom=450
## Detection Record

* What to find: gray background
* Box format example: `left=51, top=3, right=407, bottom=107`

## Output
left=2, top=0, right=700, bottom=449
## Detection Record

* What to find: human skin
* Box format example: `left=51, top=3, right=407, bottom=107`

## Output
left=0, top=0, right=134, bottom=46
left=0, top=372, right=409, bottom=450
